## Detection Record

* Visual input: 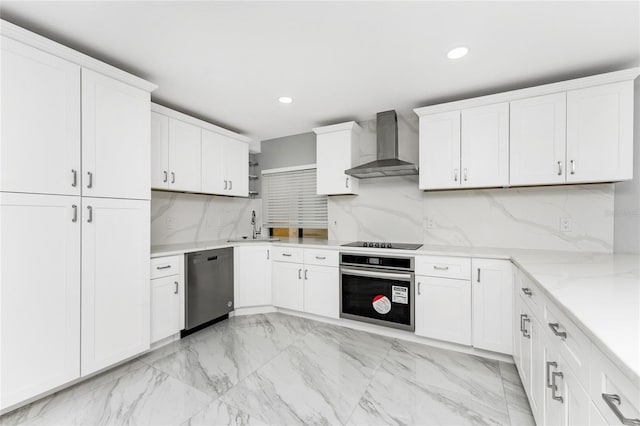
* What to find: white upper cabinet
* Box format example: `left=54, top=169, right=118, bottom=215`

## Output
left=461, top=102, right=510, bottom=188
left=1, top=37, right=81, bottom=196
left=415, top=68, right=637, bottom=190
left=418, top=111, right=461, bottom=190
left=150, top=112, right=170, bottom=189
left=314, top=121, right=361, bottom=195
left=168, top=118, right=202, bottom=193
left=81, top=69, right=150, bottom=200
left=81, top=197, right=150, bottom=376
left=202, top=129, right=248, bottom=197
left=0, top=193, right=81, bottom=410
left=566, top=81, right=634, bottom=183
left=510, top=92, right=567, bottom=186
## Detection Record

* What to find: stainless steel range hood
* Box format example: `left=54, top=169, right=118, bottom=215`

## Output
left=345, top=110, right=418, bottom=178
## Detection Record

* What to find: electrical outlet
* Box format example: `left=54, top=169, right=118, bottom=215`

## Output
left=560, top=217, right=572, bottom=233
left=426, top=217, right=435, bottom=229
left=166, top=216, right=175, bottom=231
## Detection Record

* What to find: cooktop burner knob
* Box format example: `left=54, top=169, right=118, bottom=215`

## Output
left=387, top=243, right=392, bottom=248
left=374, top=242, right=380, bottom=248
left=368, top=242, right=374, bottom=247
left=362, top=242, right=367, bottom=247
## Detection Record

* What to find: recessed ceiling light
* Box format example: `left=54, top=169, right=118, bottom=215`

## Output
left=447, top=46, right=468, bottom=60
left=278, top=96, right=293, bottom=104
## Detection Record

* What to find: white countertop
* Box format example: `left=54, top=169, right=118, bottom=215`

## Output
left=151, top=239, right=639, bottom=381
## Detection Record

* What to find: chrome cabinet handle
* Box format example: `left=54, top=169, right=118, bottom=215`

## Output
left=298, top=268, right=302, bottom=279
left=174, top=281, right=179, bottom=294
left=557, top=161, right=563, bottom=176
left=463, top=168, right=468, bottom=182
left=304, top=269, right=308, bottom=280
left=72, top=205, right=78, bottom=222
left=87, top=171, right=93, bottom=189
left=171, top=172, right=176, bottom=184
left=522, top=317, right=531, bottom=338
left=163, top=171, right=168, bottom=183
left=520, top=314, right=527, bottom=332
left=71, top=169, right=77, bottom=187
left=548, top=322, right=567, bottom=339
left=522, top=287, right=533, bottom=296
left=433, top=265, right=449, bottom=271
left=345, top=177, right=349, bottom=188
left=477, top=268, right=481, bottom=283
left=224, top=180, right=228, bottom=190
left=418, top=282, right=421, bottom=296
left=156, top=265, right=171, bottom=270
left=546, top=361, right=557, bottom=388
left=229, top=180, right=233, bottom=190
left=316, top=256, right=326, bottom=260
left=87, top=205, right=93, bottom=223
left=282, top=253, right=292, bottom=257
left=551, top=372, right=564, bottom=403
left=570, top=160, right=576, bottom=175
left=602, top=394, right=640, bottom=426
left=267, top=250, right=270, bottom=260
left=453, top=168, right=459, bottom=182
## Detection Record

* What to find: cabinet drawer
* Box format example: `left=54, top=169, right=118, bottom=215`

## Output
left=304, top=249, right=338, bottom=267
left=151, top=255, right=182, bottom=279
left=590, top=347, right=640, bottom=426
left=517, top=270, right=545, bottom=319
left=544, top=300, right=591, bottom=388
left=271, top=246, right=304, bottom=263
left=415, top=256, right=471, bottom=280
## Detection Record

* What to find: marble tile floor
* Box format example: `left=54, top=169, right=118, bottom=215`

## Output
left=1, top=313, right=535, bottom=426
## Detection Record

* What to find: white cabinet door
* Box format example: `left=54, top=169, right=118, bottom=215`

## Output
left=516, top=300, right=532, bottom=394
left=81, top=197, right=150, bottom=376
left=315, top=123, right=360, bottom=195
left=529, top=314, right=545, bottom=423
left=201, top=129, right=227, bottom=194
left=168, top=118, right=201, bottom=192
left=82, top=69, right=150, bottom=200
left=234, top=245, right=272, bottom=308
left=150, top=275, right=181, bottom=343
left=556, top=355, right=591, bottom=426
left=227, top=140, right=249, bottom=197
left=472, top=258, right=513, bottom=354
left=1, top=37, right=81, bottom=196
left=566, top=81, right=634, bottom=183
left=272, top=261, right=304, bottom=311
left=510, top=92, right=567, bottom=186
left=0, top=193, right=81, bottom=409
left=461, top=102, right=509, bottom=188
left=415, top=276, right=471, bottom=345
left=418, top=111, right=461, bottom=190
left=303, top=265, right=339, bottom=319
left=151, top=112, right=170, bottom=189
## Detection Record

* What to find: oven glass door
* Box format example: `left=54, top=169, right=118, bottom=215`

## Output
left=340, top=267, right=414, bottom=330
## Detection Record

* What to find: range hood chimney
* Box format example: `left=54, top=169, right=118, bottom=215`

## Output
left=345, top=110, right=418, bottom=178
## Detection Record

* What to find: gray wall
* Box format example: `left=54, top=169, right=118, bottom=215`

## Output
left=614, top=79, right=640, bottom=254
left=259, top=132, right=316, bottom=171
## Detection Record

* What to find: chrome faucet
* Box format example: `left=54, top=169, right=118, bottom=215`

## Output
left=251, top=210, right=261, bottom=239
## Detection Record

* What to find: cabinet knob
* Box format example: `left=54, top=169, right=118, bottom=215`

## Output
left=229, top=180, right=232, bottom=190
left=87, top=171, right=93, bottom=189
left=557, top=161, right=563, bottom=176
left=171, top=172, right=176, bottom=184
left=345, top=177, right=349, bottom=188
left=174, top=281, right=179, bottom=294
left=87, top=205, right=93, bottom=223
left=71, top=169, right=77, bottom=187
left=72, top=205, right=78, bottom=223
left=417, top=282, right=421, bottom=296
left=163, top=171, right=168, bottom=183
left=224, top=180, right=228, bottom=190
left=570, top=160, right=576, bottom=175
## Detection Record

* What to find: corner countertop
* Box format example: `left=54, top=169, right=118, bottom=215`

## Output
left=150, top=239, right=639, bottom=381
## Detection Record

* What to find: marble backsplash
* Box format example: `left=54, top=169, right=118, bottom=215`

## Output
left=151, top=190, right=262, bottom=246
left=328, top=177, right=614, bottom=253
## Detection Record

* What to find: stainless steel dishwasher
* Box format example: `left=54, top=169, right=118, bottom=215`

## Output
left=185, top=247, right=234, bottom=331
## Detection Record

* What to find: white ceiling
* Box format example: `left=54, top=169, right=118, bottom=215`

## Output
left=1, top=1, right=639, bottom=144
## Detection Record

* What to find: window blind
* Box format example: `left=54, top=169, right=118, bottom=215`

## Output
left=262, top=166, right=327, bottom=229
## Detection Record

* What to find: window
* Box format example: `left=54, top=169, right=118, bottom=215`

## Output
left=262, top=165, right=328, bottom=238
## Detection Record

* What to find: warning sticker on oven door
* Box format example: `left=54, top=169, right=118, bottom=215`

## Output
left=392, top=286, right=409, bottom=304
left=372, top=295, right=391, bottom=314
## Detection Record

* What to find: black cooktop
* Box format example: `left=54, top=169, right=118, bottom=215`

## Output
left=341, top=241, right=423, bottom=250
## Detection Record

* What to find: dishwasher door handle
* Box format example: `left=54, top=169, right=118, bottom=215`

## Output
left=192, top=255, right=219, bottom=265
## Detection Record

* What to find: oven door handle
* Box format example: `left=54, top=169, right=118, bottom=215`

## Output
left=341, top=267, right=412, bottom=281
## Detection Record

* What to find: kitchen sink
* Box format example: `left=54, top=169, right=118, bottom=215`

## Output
left=227, top=237, right=281, bottom=242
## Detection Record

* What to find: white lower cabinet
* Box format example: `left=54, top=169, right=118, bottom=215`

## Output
left=303, top=264, right=339, bottom=319
left=272, top=261, right=304, bottom=311
left=471, top=258, right=513, bottom=354
left=150, top=254, right=184, bottom=344
left=81, top=197, right=150, bottom=376
left=234, top=245, right=272, bottom=308
left=415, top=275, right=471, bottom=345
left=0, top=193, right=81, bottom=410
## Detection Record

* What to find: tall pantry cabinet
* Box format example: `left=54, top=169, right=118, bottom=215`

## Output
left=0, top=21, right=156, bottom=411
